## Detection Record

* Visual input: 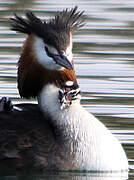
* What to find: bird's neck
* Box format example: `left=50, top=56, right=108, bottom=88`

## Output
left=38, top=84, right=82, bottom=151
left=37, top=83, right=98, bottom=167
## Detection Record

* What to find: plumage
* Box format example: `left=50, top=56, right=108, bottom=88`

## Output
left=11, top=7, right=84, bottom=52
left=0, top=7, right=128, bottom=172
left=11, top=7, right=84, bottom=36
left=17, top=35, right=76, bottom=97
left=11, top=7, right=81, bottom=98
left=0, top=103, right=69, bottom=169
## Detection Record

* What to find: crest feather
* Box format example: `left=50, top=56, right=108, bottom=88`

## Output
left=11, top=7, right=84, bottom=36
left=11, top=11, right=46, bottom=36
left=50, top=6, right=84, bottom=31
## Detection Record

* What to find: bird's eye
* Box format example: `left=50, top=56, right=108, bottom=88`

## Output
left=45, top=46, right=59, bottom=58
left=45, top=46, right=52, bottom=57
left=45, top=46, right=49, bottom=54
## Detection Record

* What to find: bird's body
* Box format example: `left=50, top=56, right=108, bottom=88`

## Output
left=38, top=83, right=128, bottom=171
left=0, top=84, right=128, bottom=171
left=0, top=7, right=128, bottom=172
left=0, top=103, right=69, bottom=170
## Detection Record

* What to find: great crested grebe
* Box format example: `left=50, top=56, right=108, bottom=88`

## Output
left=0, top=7, right=128, bottom=172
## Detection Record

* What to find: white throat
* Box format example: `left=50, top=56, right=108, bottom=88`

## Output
left=38, top=84, right=62, bottom=115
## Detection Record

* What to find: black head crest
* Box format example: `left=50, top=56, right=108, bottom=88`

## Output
left=11, top=6, right=84, bottom=36
left=10, top=11, right=46, bottom=37
left=49, top=6, right=85, bottom=32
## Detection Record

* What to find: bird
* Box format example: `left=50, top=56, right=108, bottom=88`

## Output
left=0, top=7, right=128, bottom=172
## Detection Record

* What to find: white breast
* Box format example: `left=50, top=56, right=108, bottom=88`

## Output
left=38, top=84, right=128, bottom=172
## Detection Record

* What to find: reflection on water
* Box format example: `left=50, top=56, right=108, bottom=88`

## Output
left=0, top=0, right=134, bottom=179
left=0, top=170, right=129, bottom=180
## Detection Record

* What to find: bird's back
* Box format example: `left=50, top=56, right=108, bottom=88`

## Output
left=0, top=103, right=68, bottom=170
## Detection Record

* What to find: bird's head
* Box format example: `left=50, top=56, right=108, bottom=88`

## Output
left=11, top=7, right=84, bottom=98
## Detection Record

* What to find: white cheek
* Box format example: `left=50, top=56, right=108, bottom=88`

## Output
left=67, top=52, right=73, bottom=63
left=33, top=37, right=63, bottom=70
left=66, top=44, right=73, bottom=63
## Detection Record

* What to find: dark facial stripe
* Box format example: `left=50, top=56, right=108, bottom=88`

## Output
left=45, top=46, right=73, bottom=70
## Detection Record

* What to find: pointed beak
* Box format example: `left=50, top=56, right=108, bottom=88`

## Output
left=53, top=54, right=73, bottom=70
